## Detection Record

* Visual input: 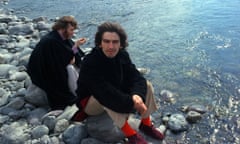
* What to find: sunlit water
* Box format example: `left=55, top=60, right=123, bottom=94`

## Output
left=2, top=0, right=240, bottom=143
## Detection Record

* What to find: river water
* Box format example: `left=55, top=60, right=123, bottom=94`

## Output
left=2, top=0, right=240, bottom=143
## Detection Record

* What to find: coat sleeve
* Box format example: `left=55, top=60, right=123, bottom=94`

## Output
left=121, top=51, right=147, bottom=102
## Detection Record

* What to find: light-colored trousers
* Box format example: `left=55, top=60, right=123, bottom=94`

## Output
left=66, top=64, right=79, bottom=96
left=84, top=81, right=158, bottom=128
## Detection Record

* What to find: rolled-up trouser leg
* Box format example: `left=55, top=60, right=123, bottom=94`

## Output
left=105, top=80, right=158, bottom=127
left=84, top=96, right=105, bottom=115
left=141, top=80, right=158, bottom=118
left=84, top=96, right=129, bottom=127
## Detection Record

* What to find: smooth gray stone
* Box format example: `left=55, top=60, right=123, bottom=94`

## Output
left=86, top=112, right=125, bottom=143
left=31, top=125, right=49, bottom=139
left=168, top=113, right=189, bottom=132
left=0, top=64, right=17, bottom=78
left=25, top=84, right=49, bottom=107
left=0, top=87, right=10, bottom=106
left=186, top=111, right=202, bottom=123
left=62, top=124, right=88, bottom=144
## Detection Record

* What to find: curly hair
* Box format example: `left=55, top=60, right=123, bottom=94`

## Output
left=52, top=16, right=78, bottom=30
left=95, top=22, right=129, bottom=50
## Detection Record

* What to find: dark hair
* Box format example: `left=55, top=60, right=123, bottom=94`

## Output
left=95, top=22, right=129, bottom=49
left=52, top=16, right=78, bottom=30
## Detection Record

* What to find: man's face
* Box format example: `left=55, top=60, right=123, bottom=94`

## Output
left=63, top=24, right=75, bottom=39
left=100, top=32, right=121, bottom=58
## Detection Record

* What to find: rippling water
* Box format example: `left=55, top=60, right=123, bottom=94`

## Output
left=2, top=0, right=240, bottom=143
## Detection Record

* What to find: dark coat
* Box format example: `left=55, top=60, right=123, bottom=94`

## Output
left=76, top=47, right=147, bottom=113
left=27, top=30, right=84, bottom=110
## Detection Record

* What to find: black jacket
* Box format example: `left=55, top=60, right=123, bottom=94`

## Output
left=27, top=30, right=84, bottom=110
left=76, top=47, right=147, bottom=113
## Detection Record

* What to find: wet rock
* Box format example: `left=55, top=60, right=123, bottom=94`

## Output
left=137, top=67, right=150, bottom=75
left=5, top=97, right=25, bottom=110
left=186, top=111, right=202, bottom=123
left=186, top=104, right=208, bottom=114
left=62, top=124, right=88, bottom=144
left=160, top=89, right=176, bottom=103
left=0, top=87, right=10, bottom=106
left=36, top=21, right=51, bottom=31
left=0, top=23, right=8, bottom=34
left=81, top=138, right=107, bottom=144
left=8, top=109, right=27, bottom=120
left=0, top=34, right=9, bottom=45
left=0, top=53, right=13, bottom=64
left=86, top=112, right=125, bottom=143
left=0, top=13, right=17, bottom=23
left=15, top=35, right=31, bottom=47
left=14, top=87, right=27, bottom=97
left=0, top=64, right=18, bottom=78
left=54, top=119, right=69, bottom=133
left=9, top=71, right=28, bottom=81
left=0, top=121, right=31, bottom=144
left=31, top=125, right=49, bottom=139
left=42, top=115, right=56, bottom=131
left=32, top=16, right=48, bottom=23
left=25, top=83, right=49, bottom=107
left=0, top=114, right=9, bottom=124
left=8, top=23, right=35, bottom=35
left=27, top=107, right=49, bottom=125
left=167, top=113, right=189, bottom=132
left=56, top=104, right=78, bottom=121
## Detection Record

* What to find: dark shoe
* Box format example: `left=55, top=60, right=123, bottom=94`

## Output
left=139, top=123, right=164, bottom=140
left=127, top=133, right=148, bottom=144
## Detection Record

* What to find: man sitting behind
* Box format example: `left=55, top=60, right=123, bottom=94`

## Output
left=27, top=16, right=86, bottom=110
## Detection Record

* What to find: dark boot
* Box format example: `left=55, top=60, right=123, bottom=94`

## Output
left=139, top=123, right=164, bottom=140
left=127, top=133, right=148, bottom=144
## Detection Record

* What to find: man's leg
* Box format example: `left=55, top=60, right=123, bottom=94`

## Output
left=71, top=96, right=103, bottom=122
left=84, top=96, right=105, bottom=115
left=107, top=80, right=164, bottom=140
left=139, top=80, right=164, bottom=140
left=141, top=80, right=158, bottom=119
left=84, top=97, right=148, bottom=143
left=104, top=106, right=147, bottom=144
left=105, top=81, right=158, bottom=127
left=66, top=64, right=79, bottom=96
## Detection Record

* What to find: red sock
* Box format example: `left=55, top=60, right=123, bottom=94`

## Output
left=121, top=121, right=136, bottom=137
left=141, top=117, right=152, bottom=126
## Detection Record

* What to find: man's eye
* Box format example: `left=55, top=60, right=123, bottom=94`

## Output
left=113, top=40, right=119, bottom=44
left=103, top=39, right=110, bottom=43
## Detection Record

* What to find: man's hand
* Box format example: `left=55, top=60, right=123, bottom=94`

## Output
left=132, top=95, right=147, bottom=116
left=74, top=38, right=87, bottom=47
left=69, top=57, right=75, bottom=64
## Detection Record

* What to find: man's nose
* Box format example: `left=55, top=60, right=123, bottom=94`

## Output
left=108, top=42, right=114, bottom=48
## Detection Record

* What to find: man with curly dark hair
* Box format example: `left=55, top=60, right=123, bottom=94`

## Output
left=76, top=22, right=164, bottom=143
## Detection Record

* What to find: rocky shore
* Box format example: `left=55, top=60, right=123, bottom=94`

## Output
left=0, top=7, right=209, bottom=144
